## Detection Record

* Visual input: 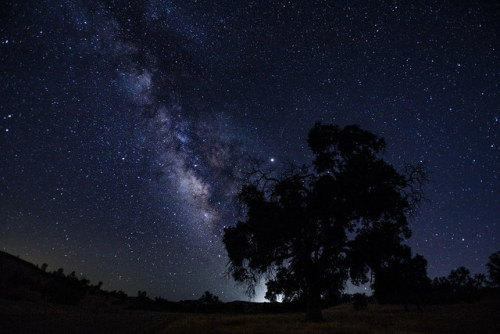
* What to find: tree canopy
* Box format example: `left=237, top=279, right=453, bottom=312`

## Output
left=369, top=246, right=430, bottom=310
left=223, top=123, right=426, bottom=321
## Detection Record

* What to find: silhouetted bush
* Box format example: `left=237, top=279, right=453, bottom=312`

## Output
left=352, top=293, right=368, bottom=310
left=43, top=275, right=87, bottom=305
left=429, top=266, right=485, bottom=304
left=487, top=251, right=500, bottom=287
left=199, top=291, right=221, bottom=305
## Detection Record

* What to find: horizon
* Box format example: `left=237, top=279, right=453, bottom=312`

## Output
left=1, top=249, right=490, bottom=303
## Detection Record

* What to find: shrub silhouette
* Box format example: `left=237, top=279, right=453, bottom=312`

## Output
left=487, top=251, right=500, bottom=287
left=199, top=290, right=221, bottom=305
left=352, top=293, right=368, bottom=310
left=430, top=266, right=486, bottom=304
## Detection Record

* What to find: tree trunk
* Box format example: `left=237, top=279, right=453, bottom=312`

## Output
left=305, top=285, right=323, bottom=322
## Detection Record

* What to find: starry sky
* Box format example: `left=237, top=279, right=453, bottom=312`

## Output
left=1, top=1, right=498, bottom=301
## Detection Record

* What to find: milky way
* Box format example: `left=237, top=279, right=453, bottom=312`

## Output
left=1, top=1, right=498, bottom=301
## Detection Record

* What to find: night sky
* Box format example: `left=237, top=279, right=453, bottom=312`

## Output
left=1, top=1, right=498, bottom=302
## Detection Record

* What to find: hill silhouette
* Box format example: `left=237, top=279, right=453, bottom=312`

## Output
left=0, top=250, right=53, bottom=301
left=0, top=250, right=106, bottom=305
left=0, top=250, right=299, bottom=314
left=1, top=250, right=500, bottom=333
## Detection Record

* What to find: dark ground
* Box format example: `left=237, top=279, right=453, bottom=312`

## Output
left=0, top=299, right=167, bottom=334
left=2, top=298, right=500, bottom=334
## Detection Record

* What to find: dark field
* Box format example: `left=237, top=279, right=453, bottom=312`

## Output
left=2, top=299, right=499, bottom=334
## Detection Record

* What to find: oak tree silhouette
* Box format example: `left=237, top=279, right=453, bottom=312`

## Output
left=223, top=123, right=425, bottom=321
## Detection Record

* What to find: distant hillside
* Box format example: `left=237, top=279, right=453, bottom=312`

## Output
left=0, top=251, right=49, bottom=301
left=0, top=250, right=303, bottom=313
left=0, top=250, right=109, bottom=305
left=0, top=251, right=333, bottom=314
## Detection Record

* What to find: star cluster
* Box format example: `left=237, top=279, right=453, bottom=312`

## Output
left=0, top=1, right=498, bottom=301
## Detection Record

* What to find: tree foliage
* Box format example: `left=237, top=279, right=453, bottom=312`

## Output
left=223, top=123, right=425, bottom=321
left=370, top=246, right=430, bottom=309
left=199, top=291, right=221, bottom=305
left=430, top=266, right=485, bottom=303
left=487, top=250, right=500, bottom=287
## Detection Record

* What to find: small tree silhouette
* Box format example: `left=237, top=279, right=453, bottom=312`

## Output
left=371, top=248, right=430, bottom=310
left=54, top=268, right=64, bottom=277
left=448, top=266, right=473, bottom=288
left=472, top=273, right=486, bottom=290
left=137, top=290, right=148, bottom=299
left=352, top=293, right=368, bottom=310
left=198, top=291, right=220, bottom=305
left=487, top=251, right=500, bottom=287
left=431, top=266, right=482, bottom=303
